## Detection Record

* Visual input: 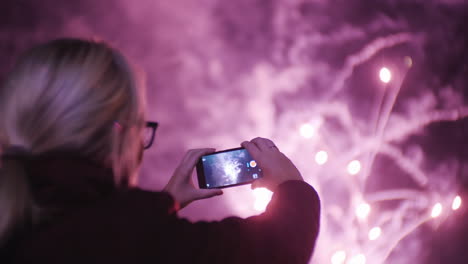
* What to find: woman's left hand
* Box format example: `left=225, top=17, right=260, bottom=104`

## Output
left=164, top=148, right=223, bottom=209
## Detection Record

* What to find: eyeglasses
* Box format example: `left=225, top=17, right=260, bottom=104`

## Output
left=114, top=120, right=158, bottom=150
left=143, top=121, right=158, bottom=149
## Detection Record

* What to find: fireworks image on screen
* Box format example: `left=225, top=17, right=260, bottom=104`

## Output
left=203, top=149, right=261, bottom=188
left=217, top=152, right=243, bottom=185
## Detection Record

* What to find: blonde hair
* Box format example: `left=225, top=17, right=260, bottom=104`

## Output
left=0, top=38, right=146, bottom=246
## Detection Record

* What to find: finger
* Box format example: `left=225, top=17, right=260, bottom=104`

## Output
left=241, top=141, right=261, bottom=159
left=179, top=148, right=216, bottom=174
left=251, top=137, right=276, bottom=152
left=193, top=189, right=223, bottom=201
left=251, top=178, right=264, bottom=190
left=187, top=148, right=216, bottom=166
left=182, top=148, right=214, bottom=164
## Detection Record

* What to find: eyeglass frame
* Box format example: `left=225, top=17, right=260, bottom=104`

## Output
left=114, top=121, right=158, bottom=150
left=144, top=121, right=159, bottom=149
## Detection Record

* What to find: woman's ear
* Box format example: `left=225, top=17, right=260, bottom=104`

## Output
left=104, top=121, right=123, bottom=170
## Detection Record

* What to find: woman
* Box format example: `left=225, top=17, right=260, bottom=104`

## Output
left=0, top=38, right=320, bottom=263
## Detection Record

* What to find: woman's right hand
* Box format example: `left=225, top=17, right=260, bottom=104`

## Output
left=241, top=137, right=303, bottom=192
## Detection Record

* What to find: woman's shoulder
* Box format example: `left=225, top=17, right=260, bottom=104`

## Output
left=9, top=189, right=178, bottom=263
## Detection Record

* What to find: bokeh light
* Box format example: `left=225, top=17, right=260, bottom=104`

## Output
left=315, top=150, right=329, bottom=165
left=347, top=160, right=362, bottom=175
left=253, top=187, right=273, bottom=212
left=300, top=123, right=316, bottom=139
left=356, top=203, right=371, bottom=220
left=379, top=67, right=392, bottom=83
left=431, top=203, right=443, bottom=218
left=348, top=254, right=366, bottom=264
left=331, top=250, right=347, bottom=264
left=368, top=227, right=382, bottom=241
left=452, top=196, right=462, bottom=211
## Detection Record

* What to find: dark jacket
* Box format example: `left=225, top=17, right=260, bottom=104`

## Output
left=5, top=154, right=320, bottom=264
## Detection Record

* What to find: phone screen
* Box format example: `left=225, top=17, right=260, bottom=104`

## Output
left=197, top=148, right=263, bottom=189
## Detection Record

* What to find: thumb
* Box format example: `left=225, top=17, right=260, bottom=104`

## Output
left=193, top=189, right=223, bottom=201
left=251, top=178, right=265, bottom=190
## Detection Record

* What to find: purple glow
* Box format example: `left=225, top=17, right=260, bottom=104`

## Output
left=1, top=0, right=467, bottom=263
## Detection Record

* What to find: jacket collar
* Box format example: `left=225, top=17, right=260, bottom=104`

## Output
left=22, top=153, right=118, bottom=210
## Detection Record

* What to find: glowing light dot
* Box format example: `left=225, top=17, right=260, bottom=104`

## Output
left=368, top=227, right=382, bottom=241
left=431, top=203, right=443, bottom=218
left=347, top=254, right=366, bottom=264
left=356, top=203, right=371, bottom=220
left=253, top=188, right=273, bottom=212
left=452, top=196, right=462, bottom=211
left=315, top=150, right=328, bottom=165
left=300, top=123, right=315, bottom=139
left=347, top=160, right=361, bottom=175
left=331, top=250, right=346, bottom=264
left=404, top=56, right=413, bottom=67
left=379, top=67, right=391, bottom=83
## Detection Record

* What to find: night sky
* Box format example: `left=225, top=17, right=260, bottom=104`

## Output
left=1, top=0, right=467, bottom=263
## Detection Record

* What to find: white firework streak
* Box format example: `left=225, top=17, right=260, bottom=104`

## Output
left=215, top=154, right=242, bottom=185
left=327, top=33, right=418, bottom=99
left=223, top=160, right=242, bottom=181
left=272, top=32, right=462, bottom=263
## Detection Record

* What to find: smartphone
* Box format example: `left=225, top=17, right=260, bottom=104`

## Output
left=196, top=147, right=263, bottom=189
